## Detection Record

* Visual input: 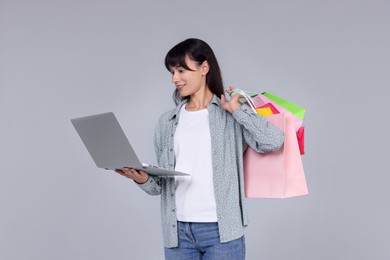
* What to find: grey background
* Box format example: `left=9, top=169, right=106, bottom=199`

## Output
left=1, top=0, right=389, bottom=259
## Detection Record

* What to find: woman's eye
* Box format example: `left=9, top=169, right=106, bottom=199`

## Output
left=170, top=67, right=185, bottom=75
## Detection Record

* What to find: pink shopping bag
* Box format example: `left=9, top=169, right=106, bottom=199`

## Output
left=244, top=112, right=308, bottom=198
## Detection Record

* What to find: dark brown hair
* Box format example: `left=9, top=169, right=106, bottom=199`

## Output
left=165, top=38, right=224, bottom=105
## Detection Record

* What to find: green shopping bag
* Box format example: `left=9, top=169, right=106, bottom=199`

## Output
left=262, top=92, right=305, bottom=120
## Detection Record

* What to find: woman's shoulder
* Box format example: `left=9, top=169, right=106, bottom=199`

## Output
left=155, top=105, right=180, bottom=130
left=157, top=100, right=186, bottom=124
left=159, top=106, right=177, bottom=120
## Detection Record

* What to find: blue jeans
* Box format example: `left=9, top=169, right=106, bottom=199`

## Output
left=164, top=222, right=245, bottom=260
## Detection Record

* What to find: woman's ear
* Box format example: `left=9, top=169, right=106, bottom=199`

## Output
left=201, top=61, right=210, bottom=76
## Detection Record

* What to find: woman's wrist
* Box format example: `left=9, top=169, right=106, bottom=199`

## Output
left=133, top=175, right=149, bottom=184
left=230, top=102, right=241, bottom=113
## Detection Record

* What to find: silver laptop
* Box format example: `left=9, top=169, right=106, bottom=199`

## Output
left=71, top=112, right=188, bottom=176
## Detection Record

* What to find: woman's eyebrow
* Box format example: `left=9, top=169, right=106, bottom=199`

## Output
left=171, top=65, right=184, bottom=70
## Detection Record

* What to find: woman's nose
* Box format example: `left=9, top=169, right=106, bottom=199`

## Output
left=171, top=72, right=179, bottom=83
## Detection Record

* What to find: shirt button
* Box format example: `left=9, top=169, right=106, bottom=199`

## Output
left=172, top=209, right=175, bottom=212
left=171, top=134, right=174, bottom=137
left=172, top=224, right=176, bottom=228
left=170, top=148, right=173, bottom=152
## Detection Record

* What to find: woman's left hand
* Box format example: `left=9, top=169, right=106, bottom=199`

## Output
left=221, top=87, right=242, bottom=114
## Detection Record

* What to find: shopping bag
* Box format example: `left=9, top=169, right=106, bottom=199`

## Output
left=297, top=126, right=305, bottom=155
left=258, top=103, right=279, bottom=114
left=243, top=112, right=308, bottom=198
left=256, top=107, right=273, bottom=116
left=262, top=92, right=305, bottom=120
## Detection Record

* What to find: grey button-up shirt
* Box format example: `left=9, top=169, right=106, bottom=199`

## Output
left=138, top=95, right=284, bottom=248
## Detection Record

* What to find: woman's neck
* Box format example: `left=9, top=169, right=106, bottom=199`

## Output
left=186, top=88, right=214, bottom=111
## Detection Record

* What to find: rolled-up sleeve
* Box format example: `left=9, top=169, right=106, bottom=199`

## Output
left=137, top=176, right=162, bottom=195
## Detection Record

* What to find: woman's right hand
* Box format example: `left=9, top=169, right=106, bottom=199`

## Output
left=115, top=168, right=149, bottom=184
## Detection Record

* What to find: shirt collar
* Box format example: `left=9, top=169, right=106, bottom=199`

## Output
left=168, top=95, right=221, bottom=121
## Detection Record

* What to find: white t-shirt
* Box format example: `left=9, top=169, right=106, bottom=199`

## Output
left=174, top=105, right=217, bottom=222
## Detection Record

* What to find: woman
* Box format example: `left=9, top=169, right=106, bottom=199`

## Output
left=116, top=38, right=284, bottom=260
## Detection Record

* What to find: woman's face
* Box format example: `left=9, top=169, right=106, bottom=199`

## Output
left=170, top=56, right=209, bottom=97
